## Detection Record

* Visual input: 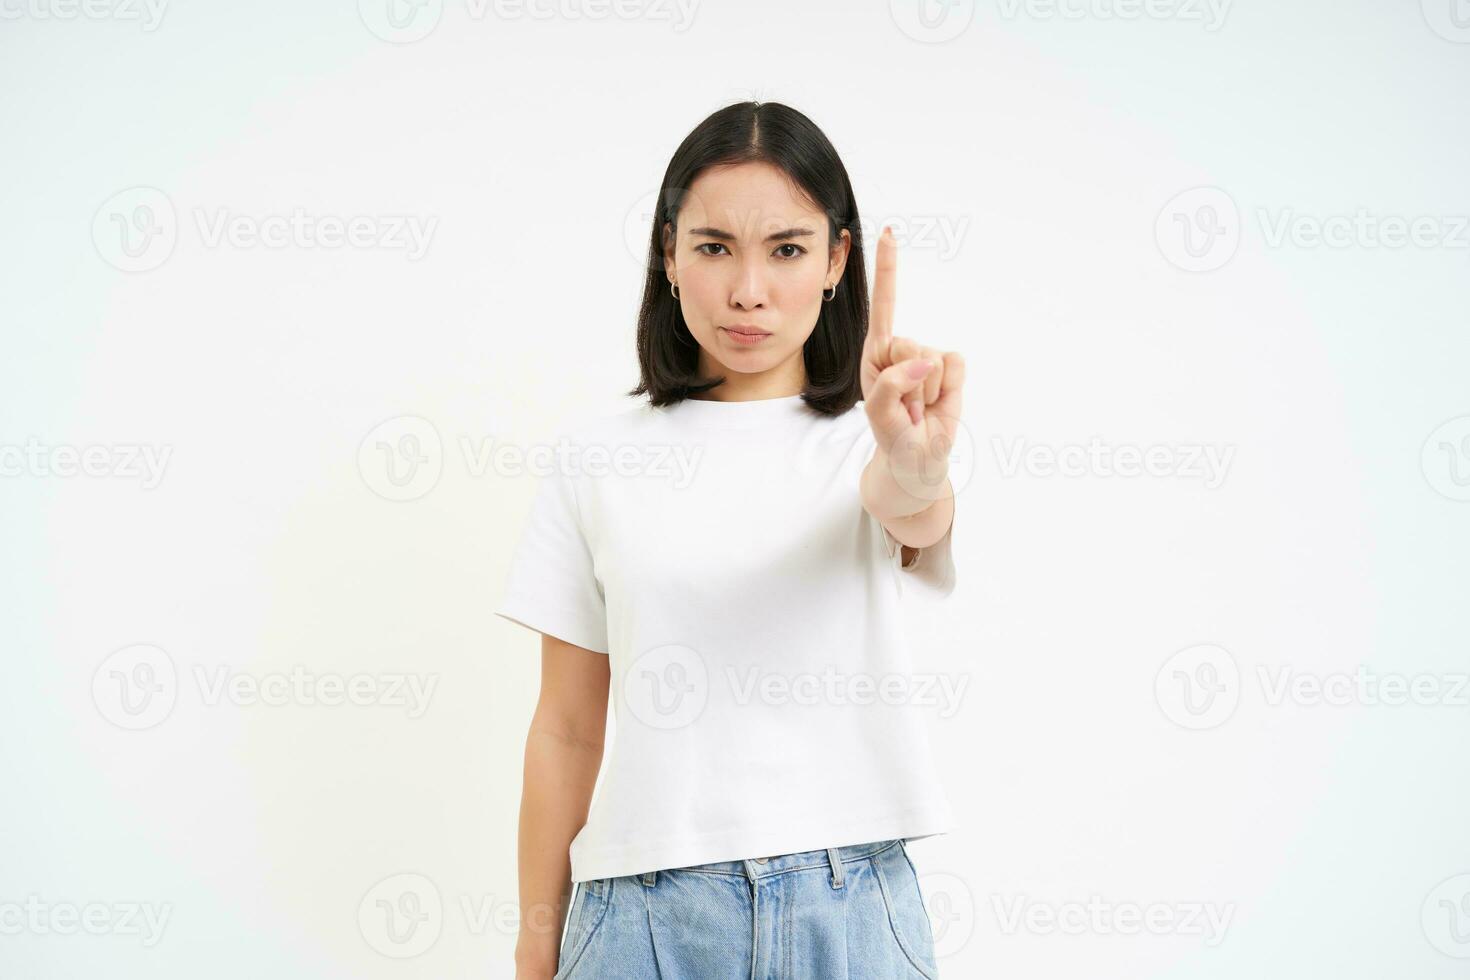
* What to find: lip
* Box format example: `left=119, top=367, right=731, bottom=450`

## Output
left=720, top=325, right=772, bottom=346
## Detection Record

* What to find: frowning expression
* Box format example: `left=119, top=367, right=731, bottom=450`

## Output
left=663, top=161, right=850, bottom=381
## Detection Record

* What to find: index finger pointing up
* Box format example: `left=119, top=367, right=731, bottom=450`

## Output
left=868, top=225, right=897, bottom=353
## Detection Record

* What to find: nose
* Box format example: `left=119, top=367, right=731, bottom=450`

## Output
left=729, top=253, right=769, bottom=310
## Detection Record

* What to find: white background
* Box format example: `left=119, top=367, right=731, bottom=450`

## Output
left=2, top=0, right=1469, bottom=977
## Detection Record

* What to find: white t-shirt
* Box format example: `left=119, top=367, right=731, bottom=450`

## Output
left=494, top=392, right=957, bottom=882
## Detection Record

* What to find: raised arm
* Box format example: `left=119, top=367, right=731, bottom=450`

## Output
left=857, top=226, right=965, bottom=557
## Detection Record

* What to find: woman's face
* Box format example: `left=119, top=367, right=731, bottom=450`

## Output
left=663, top=161, right=850, bottom=394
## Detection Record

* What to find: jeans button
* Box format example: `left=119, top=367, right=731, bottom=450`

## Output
left=754, top=857, right=768, bottom=864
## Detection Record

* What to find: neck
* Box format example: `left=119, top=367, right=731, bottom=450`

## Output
left=691, top=358, right=806, bottom=403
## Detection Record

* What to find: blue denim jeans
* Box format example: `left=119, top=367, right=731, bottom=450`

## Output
left=553, top=838, right=939, bottom=979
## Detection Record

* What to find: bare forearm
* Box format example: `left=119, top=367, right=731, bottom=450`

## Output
left=860, top=447, right=954, bottom=549
left=516, top=728, right=604, bottom=977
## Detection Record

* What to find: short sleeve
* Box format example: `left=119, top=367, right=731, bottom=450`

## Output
left=881, top=512, right=957, bottom=599
left=494, top=462, right=610, bottom=654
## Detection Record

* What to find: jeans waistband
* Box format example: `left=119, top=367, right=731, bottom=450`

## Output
left=636, top=838, right=903, bottom=888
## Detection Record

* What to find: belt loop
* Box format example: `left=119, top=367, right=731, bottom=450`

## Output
left=641, top=869, right=657, bottom=887
left=826, top=847, right=845, bottom=889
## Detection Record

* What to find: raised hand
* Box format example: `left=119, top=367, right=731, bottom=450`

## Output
left=860, top=226, right=965, bottom=501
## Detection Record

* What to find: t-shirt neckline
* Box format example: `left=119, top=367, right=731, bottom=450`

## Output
left=663, top=392, right=814, bottom=427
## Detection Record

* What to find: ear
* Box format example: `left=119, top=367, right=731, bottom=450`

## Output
left=662, top=220, right=677, bottom=282
left=827, top=227, right=851, bottom=288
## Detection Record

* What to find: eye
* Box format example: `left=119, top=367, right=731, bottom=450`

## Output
left=695, top=243, right=729, bottom=256
left=774, top=243, right=806, bottom=259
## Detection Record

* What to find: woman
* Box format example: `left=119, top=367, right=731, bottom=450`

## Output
left=496, top=100, right=964, bottom=979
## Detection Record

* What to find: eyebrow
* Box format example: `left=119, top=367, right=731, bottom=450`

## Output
left=687, top=226, right=816, bottom=243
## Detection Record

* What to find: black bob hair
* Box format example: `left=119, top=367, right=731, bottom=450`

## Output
left=626, top=101, right=869, bottom=417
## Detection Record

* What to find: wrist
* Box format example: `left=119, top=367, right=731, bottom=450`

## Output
left=515, top=939, right=559, bottom=974
left=862, top=450, right=946, bottom=521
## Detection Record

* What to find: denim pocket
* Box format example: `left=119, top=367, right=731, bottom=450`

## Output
left=873, top=842, right=939, bottom=980
left=553, top=878, right=610, bottom=980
